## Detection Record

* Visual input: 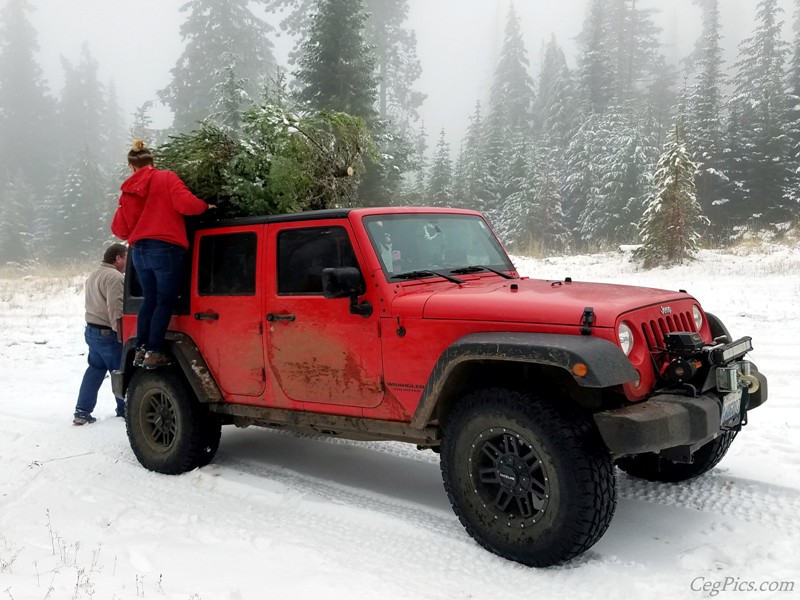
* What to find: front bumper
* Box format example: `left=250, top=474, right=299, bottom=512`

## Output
left=594, top=368, right=767, bottom=456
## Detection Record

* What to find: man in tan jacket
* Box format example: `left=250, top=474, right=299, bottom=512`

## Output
left=73, top=244, right=128, bottom=425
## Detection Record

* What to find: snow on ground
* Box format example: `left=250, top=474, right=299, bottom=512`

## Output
left=0, top=246, right=798, bottom=600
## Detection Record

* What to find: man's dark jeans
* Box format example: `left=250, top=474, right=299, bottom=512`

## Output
left=75, top=325, right=125, bottom=417
left=131, top=239, right=185, bottom=353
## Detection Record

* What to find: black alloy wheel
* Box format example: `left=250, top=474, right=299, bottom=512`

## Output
left=126, top=369, right=221, bottom=475
left=441, top=388, right=617, bottom=567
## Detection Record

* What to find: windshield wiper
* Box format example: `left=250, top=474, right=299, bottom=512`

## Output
left=449, top=265, right=516, bottom=279
left=392, top=270, right=464, bottom=284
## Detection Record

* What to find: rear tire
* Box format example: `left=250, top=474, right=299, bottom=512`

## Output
left=617, top=430, right=737, bottom=483
left=440, top=388, right=617, bottom=567
left=126, top=369, right=221, bottom=474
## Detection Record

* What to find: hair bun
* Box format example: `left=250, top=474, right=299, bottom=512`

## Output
left=131, top=139, right=147, bottom=152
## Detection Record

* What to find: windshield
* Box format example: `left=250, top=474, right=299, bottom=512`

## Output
left=363, top=214, right=515, bottom=279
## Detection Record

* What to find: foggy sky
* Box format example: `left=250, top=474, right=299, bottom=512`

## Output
left=12, top=0, right=798, bottom=151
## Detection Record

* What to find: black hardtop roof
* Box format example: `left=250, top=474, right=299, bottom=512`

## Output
left=190, top=208, right=353, bottom=231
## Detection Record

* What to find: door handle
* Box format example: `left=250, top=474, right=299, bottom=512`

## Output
left=266, top=313, right=296, bottom=322
left=194, top=312, right=219, bottom=320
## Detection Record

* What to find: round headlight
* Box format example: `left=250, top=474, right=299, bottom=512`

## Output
left=618, top=322, right=634, bottom=356
left=692, top=305, right=703, bottom=330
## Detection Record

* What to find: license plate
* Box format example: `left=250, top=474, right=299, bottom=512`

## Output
left=721, top=389, right=743, bottom=424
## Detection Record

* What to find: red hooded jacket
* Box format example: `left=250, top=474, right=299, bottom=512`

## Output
left=111, top=166, right=208, bottom=249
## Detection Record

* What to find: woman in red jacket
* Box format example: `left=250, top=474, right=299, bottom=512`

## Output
left=112, top=140, right=213, bottom=369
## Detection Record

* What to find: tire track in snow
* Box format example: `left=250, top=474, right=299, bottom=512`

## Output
left=617, top=473, right=800, bottom=536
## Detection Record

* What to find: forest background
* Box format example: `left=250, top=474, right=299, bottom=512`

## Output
left=1, top=0, right=799, bottom=266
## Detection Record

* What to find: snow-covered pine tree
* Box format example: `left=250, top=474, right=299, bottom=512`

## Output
left=785, top=0, right=800, bottom=204
left=576, top=0, right=615, bottom=115
left=209, top=50, right=252, bottom=133
left=578, top=104, right=655, bottom=246
left=100, top=81, right=128, bottom=172
left=0, top=0, right=56, bottom=196
left=0, top=173, right=35, bottom=265
left=264, top=0, right=423, bottom=128
left=635, top=125, right=709, bottom=268
left=535, top=36, right=578, bottom=150
left=529, top=144, right=570, bottom=255
left=450, top=103, right=489, bottom=211
left=495, top=129, right=530, bottom=239
left=58, top=44, right=106, bottom=158
left=483, top=3, right=535, bottom=219
left=725, top=0, right=793, bottom=227
left=562, top=114, right=603, bottom=247
left=130, top=102, right=159, bottom=147
left=295, top=0, right=377, bottom=121
left=159, top=0, right=276, bottom=133
left=500, top=139, right=569, bottom=256
left=49, top=150, right=109, bottom=262
left=426, top=129, right=453, bottom=207
left=686, top=0, right=728, bottom=230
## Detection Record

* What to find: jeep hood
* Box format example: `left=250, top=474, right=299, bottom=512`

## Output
left=411, top=278, right=693, bottom=328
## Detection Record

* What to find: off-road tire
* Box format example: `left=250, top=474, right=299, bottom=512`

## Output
left=126, top=369, right=221, bottom=474
left=440, top=388, right=617, bottom=567
left=617, top=430, right=737, bottom=483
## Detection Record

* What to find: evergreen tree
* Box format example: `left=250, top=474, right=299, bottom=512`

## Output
left=264, top=0, right=423, bottom=127
left=562, top=115, right=603, bottom=246
left=529, top=145, right=570, bottom=254
left=608, top=0, right=661, bottom=103
left=58, top=44, right=105, bottom=155
left=536, top=38, right=580, bottom=155
left=367, top=0, right=425, bottom=127
left=426, top=129, right=452, bottom=207
left=785, top=0, right=800, bottom=202
left=49, top=150, right=109, bottom=261
left=576, top=0, right=615, bottom=114
left=403, top=120, right=428, bottom=205
left=578, top=105, right=654, bottom=245
left=452, top=103, right=490, bottom=211
left=130, top=102, right=159, bottom=146
left=482, top=3, right=535, bottom=218
left=0, top=0, right=56, bottom=194
left=159, top=0, right=276, bottom=133
left=576, top=0, right=662, bottom=112
left=294, top=0, right=377, bottom=121
left=726, top=0, right=793, bottom=226
left=644, top=56, right=678, bottom=152
left=635, top=125, right=709, bottom=267
left=500, top=140, right=569, bottom=255
left=100, top=81, right=128, bottom=168
left=686, top=0, right=728, bottom=229
left=0, top=173, right=35, bottom=265
left=209, top=50, right=253, bottom=133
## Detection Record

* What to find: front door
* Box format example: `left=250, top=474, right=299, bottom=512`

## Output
left=191, top=229, right=265, bottom=397
left=265, top=222, right=384, bottom=408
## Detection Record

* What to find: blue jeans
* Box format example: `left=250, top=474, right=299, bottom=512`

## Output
left=131, top=239, right=186, bottom=352
left=75, top=326, right=125, bottom=416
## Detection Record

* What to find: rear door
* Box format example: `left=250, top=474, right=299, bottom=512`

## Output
left=191, top=227, right=265, bottom=397
left=264, top=221, right=384, bottom=408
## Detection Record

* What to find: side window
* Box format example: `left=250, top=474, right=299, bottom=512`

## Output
left=197, top=232, right=257, bottom=296
left=277, top=226, right=359, bottom=295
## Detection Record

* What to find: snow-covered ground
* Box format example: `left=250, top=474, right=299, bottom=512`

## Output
left=0, top=246, right=798, bottom=600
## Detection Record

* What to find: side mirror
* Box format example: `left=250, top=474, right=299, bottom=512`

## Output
left=322, top=267, right=364, bottom=299
left=322, top=267, right=372, bottom=317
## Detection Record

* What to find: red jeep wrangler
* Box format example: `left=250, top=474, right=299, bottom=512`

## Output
left=112, top=207, right=767, bottom=567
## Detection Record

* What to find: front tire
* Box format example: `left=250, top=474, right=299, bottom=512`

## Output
left=126, top=369, right=221, bottom=474
left=617, top=430, right=737, bottom=483
left=440, top=388, right=617, bottom=567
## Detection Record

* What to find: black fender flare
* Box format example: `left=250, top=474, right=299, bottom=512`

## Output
left=411, top=332, right=637, bottom=428
left=112, top=332, right=223, bottom=403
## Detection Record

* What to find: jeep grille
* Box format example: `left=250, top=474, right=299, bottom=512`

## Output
left=640, top=310, right=697, bottom=351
